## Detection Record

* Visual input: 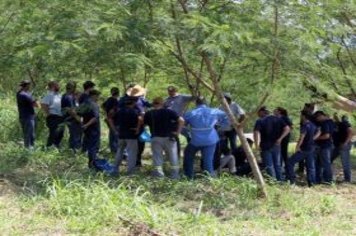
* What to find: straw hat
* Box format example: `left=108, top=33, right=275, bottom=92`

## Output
left=126, top=84, right=146, bottom=97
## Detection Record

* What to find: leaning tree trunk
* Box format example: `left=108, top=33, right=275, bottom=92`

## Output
left=202, top=54, right=268, bottom=198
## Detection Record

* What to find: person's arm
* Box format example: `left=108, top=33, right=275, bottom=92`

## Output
left=313, top=129, right=321, bottom=140
left=295, top=133, right=306, bottom=152
left=135, top=115, right=144, bottom=135
left=82, top=117, right=97, bottom=130
left=107, top=116, right=118, bottom=134
left=253, top=130, right=260, bottom=150
left=342, top=127, right=353, bottom=147
left=276, top=125, right=291, bottom=145
left=41, top=103, right=50, bottom=116
left=175, top=117, right=185, bottom=135
left=315, top=125, right=331, bottom=140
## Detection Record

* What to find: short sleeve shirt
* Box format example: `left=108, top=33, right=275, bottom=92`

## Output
left=184, top=105, right=227, bottom=146
left=102, top=97, right=119, bottom=115
left=164, top=94, right=194, bottom=116
left=254, top=115, right=287, bottom=151
left=61, top=93, right=76, bottom=119
left=300, top=122, right=317, bottom=151
left=115, top=107, right=140, bottom=139
left=78, top=93, right=90, bottom=105
left=144, top=109, right=179, bottom=137
left=315, top=119, right=335, bottom=148
left=16, top=90, right=35, bottom=119
left=334, top=120, right=352, bottom=145
left=41, top=91, right=62, bottom=116
left=82, top=100, right=100, bottom=133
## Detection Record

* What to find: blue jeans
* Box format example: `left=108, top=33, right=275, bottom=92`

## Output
left=109, top=127, right=118, bottom=153
left=261, top=145, right=282, bottom=181
left=184, top=143, right=217, bottom=179
left=85, top=129, right=100, bottom=168
left=332, top=143, right=352, bottom=182
left=20, top=117, right=35, bottom=148
left=316, top=147, right=333, bottom=183
left=68, top=120, right=82, bottom=151
left=287, top=150, right=316, bottom=186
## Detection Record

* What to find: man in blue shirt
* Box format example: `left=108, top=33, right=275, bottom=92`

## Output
left=183, top=97, right=227, bottom=178
left=82, top=90, right=101, bottom=168
left=253, top=107, right=290, bottom=181
left=41, top=81, right=64, bottom=148
left=61, top=81, right=82, bottom=151
left=314, top=111, right=336, bottom=184
left=102, top=87, right=120, bottom=154
left=287, top=111, right=319, bottom=186
left=16, top=80, right=38, bottom=149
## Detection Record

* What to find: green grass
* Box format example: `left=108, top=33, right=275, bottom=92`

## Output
left=0, top=142, right=355, bottom=235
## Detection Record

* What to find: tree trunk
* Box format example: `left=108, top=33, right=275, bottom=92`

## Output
left=202, top=54, right=268, bottom=198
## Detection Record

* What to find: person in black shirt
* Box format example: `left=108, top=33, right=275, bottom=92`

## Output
left=61, top=81, right=82, bottom=151
left=144, top=97, right=184, bottom=179
left=254, top=107, right=290, bottom=181
left=16, top=80, right=38, bottom=149
left=286, top=111, right=319, bottom=186
left=102, top=87, right=120, bottom=154
left=314, top=111, right=335, bottom=184
left=82, top=90, right=101, bottom=168
left=274, top=107, right=293, bottom=174
left=332, top=114, right=353, bottom=182
left=109, top=97, right=143, bottom=175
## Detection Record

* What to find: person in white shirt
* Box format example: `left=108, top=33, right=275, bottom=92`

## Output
left=219, top=93, right=245, bottom=151
left=41, top=81, right=64, bottom=148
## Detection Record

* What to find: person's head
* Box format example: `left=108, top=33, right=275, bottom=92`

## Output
left=47, top=81, right=60, bottom=92
left=66, top=81, right=76, bottom=93
left=257, top=106, right=269, bottom=118
left=274, top=107, right=288, bottom=117
left=110, top=87, right=119, bottom=97
left=195, top=96, right=206, bottom=106
left=167, top=86, right=178, bottom=97
left=83, top=81, right=96, bottom=92
left=300, top=110, right=312, bottom=123
left=152, top=97, right=164, bottom=109
left=19, top=80, right=31, bottom=91
left=124, top=97, right=138, bottom=108
left=89, top=89, right=101, bottom=102
left=223, top=93, right=232, bottom=104
left=341, top=115, right=348, bottom=122
left=314, top=110, right=328, bottom=122
left=303, top=103, right=316, bottom=113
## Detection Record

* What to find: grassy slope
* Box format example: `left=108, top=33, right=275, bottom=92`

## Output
left=0, top=142, right=355, bottom=236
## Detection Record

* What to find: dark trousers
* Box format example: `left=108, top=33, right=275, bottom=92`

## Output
left=280, top=137, right=290, bottom=173
left=315, top=147, right=333, bottom=184
left=213, top=138, right=228, bottom=170
left=136, top=140, right=145, bottom=167
left=85, top=129, right=100, bottom=168
left=261, top=145, right=282, bottom=181
left=68, top=120, right=82, bottom=150
left=224, top=129, right=238, bottom=151
left=46, top=115, right=64, bottom=147
left=109, top=127, right=119, bottom=154
left=20, top=117, right=35, bottom=148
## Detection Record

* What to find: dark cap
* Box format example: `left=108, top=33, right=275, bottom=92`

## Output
left=314, top=110, right=326, bottom=117
left=83, top=81, right=96, bottom=90
left=19, top=80, right=31, bottom=87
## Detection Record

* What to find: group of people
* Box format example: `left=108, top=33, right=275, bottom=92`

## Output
left=16, top=80, right=353, bottom=184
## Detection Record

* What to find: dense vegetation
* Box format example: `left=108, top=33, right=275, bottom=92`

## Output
left=0, top=0, right=355, bottom=235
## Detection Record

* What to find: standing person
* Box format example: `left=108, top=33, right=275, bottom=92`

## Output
left=102, top=87, right=120, bottom=154
left=124, top=84, right=151, bottom=167
left=41, top=81, right=64, bottom=148
left=314, top=111, right=335, bottom=184
left=81, top=90, right=101, bottom=168
left=164, top=86, right=195, bottom=157
left=253, top=107, right=290, bottom=181
left=110, top=97, right=142, bottom=175
left=78, top=81, right=96, bottom=105
left=61, top=81, right=82, bottom=151
left=219, top=93, right=246, bottom=151
left=286, top=111, right=319, bottom=186
left=274, top=107, right=293, bottom=174
left=332, top=115, right=353, bottom=183
left=183, top=97, right=227, bottom=179
left=78, top=81, right=96, bottom=152
left=16, top=80, right=38, bottom=149
left=144, top=97, right=184, bottom=179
